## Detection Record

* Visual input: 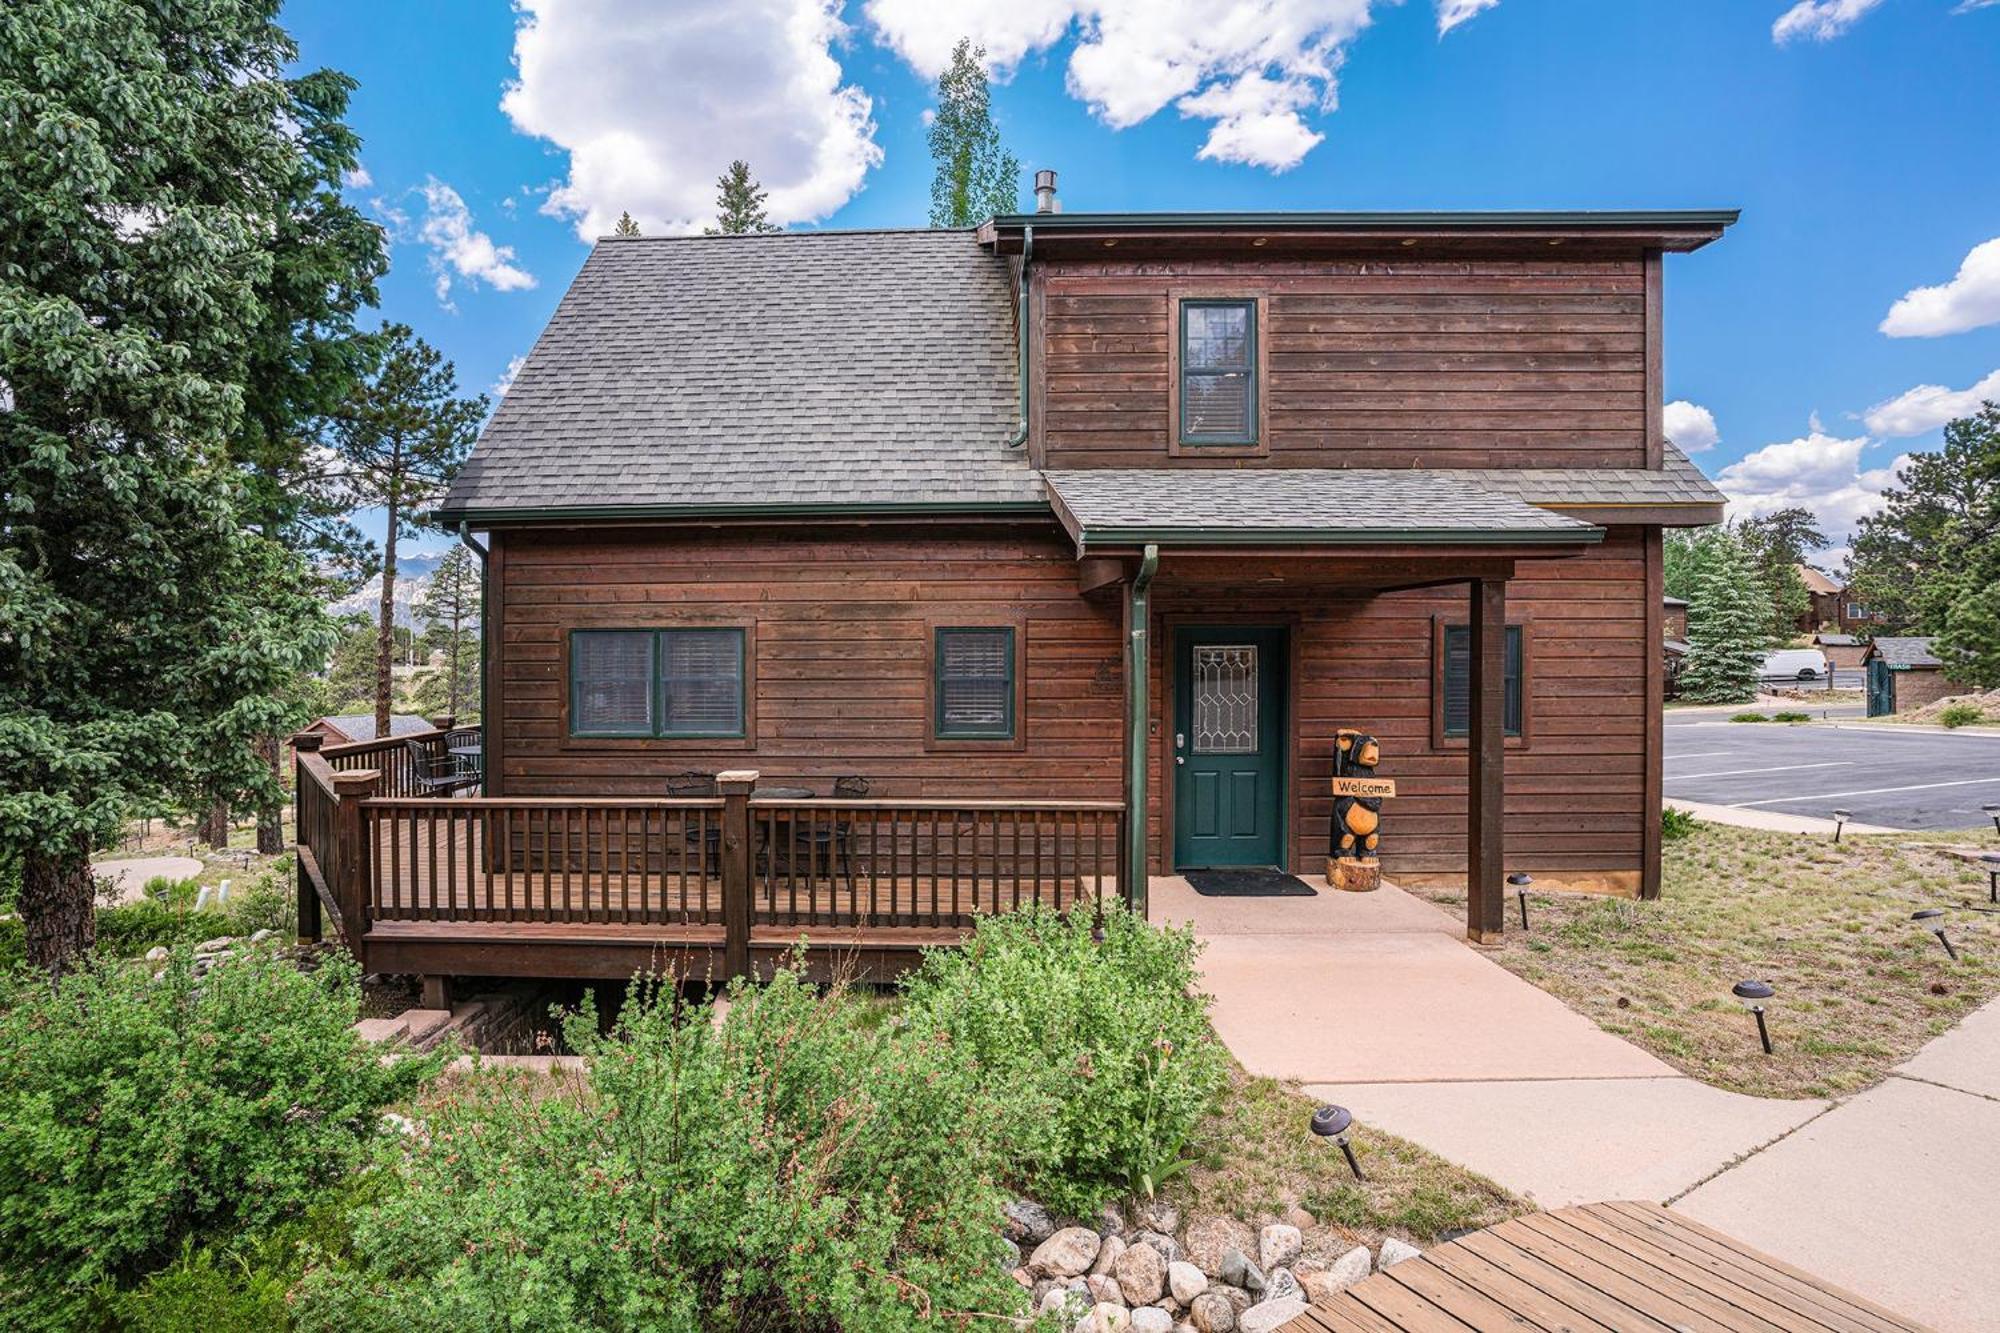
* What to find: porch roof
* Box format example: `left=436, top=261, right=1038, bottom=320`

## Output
left=1041, top=468, right=1604, bottom=553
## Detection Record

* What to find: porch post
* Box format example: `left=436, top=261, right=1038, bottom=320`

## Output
left=1123, top=546, right=1159, bottom=917
left=330, top=768, right=380, bottom=954
left=291, top=732, right=322, bottom=944
left=1467, top=577, right=1507, bottom=944
left=718, top=769, right=758, bottom=980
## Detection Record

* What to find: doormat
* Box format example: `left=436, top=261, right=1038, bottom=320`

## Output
left=1184, top=867, right=1317, bottom=897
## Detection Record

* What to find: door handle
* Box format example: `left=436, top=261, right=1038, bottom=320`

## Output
left=1176, top=756, right=1185, bottom=765
left=1175, top=732, right=1185, bottom=749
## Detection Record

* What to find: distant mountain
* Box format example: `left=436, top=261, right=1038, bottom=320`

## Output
left=327, top=551, right=446, bottom=630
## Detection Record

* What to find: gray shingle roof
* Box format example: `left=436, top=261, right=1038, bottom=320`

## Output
left=1042, top=469, right=1603, bottom=550
left=316, top=714, right=434, bottom=742
left=1434, top=442, right=1726, bottom=510
left=1866, top=637, right=1943, bottom=668
left=437, top=229, right=1040, bottom=518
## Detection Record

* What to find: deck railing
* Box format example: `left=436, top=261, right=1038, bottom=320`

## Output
left=293, top=756, right=1126, bottom=977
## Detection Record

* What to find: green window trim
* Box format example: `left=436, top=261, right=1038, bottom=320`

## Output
left=1178, top=298, right=1259, bottom=447
left=1442, top=624, right=1524, bottom=739
left=570, top=627, right=747, bottom=740
left=933, top=626, right=1016, bottom=741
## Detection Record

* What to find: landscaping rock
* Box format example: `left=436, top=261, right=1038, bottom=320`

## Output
left=1013, top=1267, right=1035, bottom=1291
left=1283, top=1205, right=1316, bottom=1231
left=1113, top=1241, right=1166, bottom=1306
left=1377, top=1238, right=1422, bottom=1270
left=1005, top=1198, right=1057, bottom=1244
left=1302, top=1246, right=1372, bottom=1302
left=999, top=1236, right=1021, bottom=1270
left=1217, top=1285, right=1253, bottom=1315
left=1258, top=1223, right=1302, bottom=1272
left=1262, top=1268, right=1301, bottom=1304
left=1034, top=1227, right=1103, bottom=1279
left=144, top=946, right=169, bottom=964
left=1135, top=1199, right=1181, bottom=1235
left=1097, top=1203, right=1128, bottom=1236
left=1076, top=1301, right=1131, bottom=1333
left=1184, top=1216, right=1257, bottom=1277
left=1086, top=1274, right=1125, bottom=1306
left=195, top=936, right=235, bottom=953
left=1218, top=1249, right=1265, bottom=1295
left=1236, top=1297, right=1309, bottom=1333
left=1042, top=1287, right=1088, bottom=1318
left=1188, top=1292, right=1236, bottom=1333
left=1136, top=1229, right=1181, bottom=1265
left=1129, top=1307, right=1175, bottom=1333
left=1168, top=1260, right=1208, bottom=1305
left=249, top=928, right=276, bottom=944
left=1091, top=1234, right=1128, bottom=1277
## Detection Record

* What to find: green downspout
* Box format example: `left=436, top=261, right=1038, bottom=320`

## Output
left=1125, top=544, right=1159, bottom=915
left=458, top=524, right=488, bottom=735
left=1006, top=225, right=1033, bottom=448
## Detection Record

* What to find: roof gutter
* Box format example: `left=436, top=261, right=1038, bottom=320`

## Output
left=1007, top=224, right=1033, bottom=449
left=1124, top=543, right=1158, bottom=917
left=458, top=524, right=489, bottom=739
left=1075, top=525, right=1606, bottom=552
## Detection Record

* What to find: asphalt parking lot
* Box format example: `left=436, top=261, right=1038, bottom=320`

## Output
left=1664, top=716, right=2000, bottom=830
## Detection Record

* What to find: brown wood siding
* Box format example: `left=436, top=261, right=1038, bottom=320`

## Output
left=1039, top=256, right=1649, bottom=470
left=494, top=526, right=1127, bottom=801
left=1146, top=529, right=1651, bottom=888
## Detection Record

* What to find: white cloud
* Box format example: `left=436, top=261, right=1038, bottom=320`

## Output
left=1436, top=0, right=1501, bottom=34
left=1862, top=367, right=2000, bottom=437
left=866, top=0, right=1383, bottom=172
left=1880, top=237, right=2000, bottom=337
left=491, top=355, right=527, bottom=399
left=1954, top=0, right=2000, bottom=11
left=1715, top=425, right=1906, bottom=537
left=1664, top=400, right=1721, bottom=453
left=1772, top=0, right=1886, bottom=43
left=341, top=165, right=372, bottom=190
left=503, top=0, right=881, bottom=239
left=416, top=178, right=536, bottom=310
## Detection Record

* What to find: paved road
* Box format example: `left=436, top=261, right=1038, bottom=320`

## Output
left=1665, top=719, right=2000, bottom=830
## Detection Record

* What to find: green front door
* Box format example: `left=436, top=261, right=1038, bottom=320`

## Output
left=1173, top=627, right=1287, bottom=868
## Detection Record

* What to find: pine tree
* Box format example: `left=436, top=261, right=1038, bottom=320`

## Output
left=1, top=0, right=338, bottom=975
left=323, top=325, right=486, bottom=739
left=612, top=211, right=641, bottom=237
left=703, top=161, right=781, bottom=235
left=927, top=39, right=1022, bottom=228
left=416, top=545, right=481, bottom=720
left=1678, top=531, right=1774, bottom=704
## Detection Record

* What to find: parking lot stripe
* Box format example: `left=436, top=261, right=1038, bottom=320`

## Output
left=1732, top=775, right=2000, bottom=807
left=1667, top=761, right=1853, bottom=781
left=1664, top=752, right=1733, bottom=762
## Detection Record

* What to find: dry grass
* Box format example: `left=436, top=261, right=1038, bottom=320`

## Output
left=1164, top=1065, right=1524, bottom=1246
left=1425, top=826, right=2000, bottom=1099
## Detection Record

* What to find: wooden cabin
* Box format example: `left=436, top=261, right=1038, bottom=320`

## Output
left=294, top=192, right=1733, bottom=997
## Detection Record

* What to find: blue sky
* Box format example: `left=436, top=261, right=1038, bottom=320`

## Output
left=286, top=0, right=2000, bottom=562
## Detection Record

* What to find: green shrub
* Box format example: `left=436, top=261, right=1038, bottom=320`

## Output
left=0, top=862, right=297, bottom=972
left=900, top=902, right=1229, bottom=1215
left=1772, top=711, right=1812, bottom=723
left=1939, top=702, right=1985, bottom=729
left=0, top=949, right=435, bottom=1328
left=1661, top=807, right=1699, bottom=842
left=298, top=970, right=1021, bottom=1332
left=142, top=874, right=203, bottom=909
left=1729, top=712, right=1770, bottom=723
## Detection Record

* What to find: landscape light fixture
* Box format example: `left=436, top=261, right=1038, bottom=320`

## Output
left=1831, top=809, right=1852, bottom=842
left=1732, top=980, right=1775, bottom=1055
left=1985, top=803, right=2000, bottom=839
left=1507, top=873, right=1533, bottom=930
left=1984, top=853, right=2000, bottom=906
left=1913, top=908, right=1958, bottom=960
left=1311, top=1104, right=1365, bottom=1181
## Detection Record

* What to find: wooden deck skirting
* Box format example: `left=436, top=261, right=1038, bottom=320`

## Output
left=295, top=727, right=1128, bottom=982
left=1284, top=1202, right=1931, bottom=1333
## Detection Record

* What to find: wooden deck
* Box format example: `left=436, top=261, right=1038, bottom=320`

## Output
left=1284, top=1202, right=1931, bottom=1333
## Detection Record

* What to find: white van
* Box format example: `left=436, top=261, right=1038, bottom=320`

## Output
left=1760, top=648, right=1828, bottom=680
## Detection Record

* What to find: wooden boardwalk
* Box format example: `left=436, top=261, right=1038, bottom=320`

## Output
left=1284, top=1202, right=1931, bottom=1333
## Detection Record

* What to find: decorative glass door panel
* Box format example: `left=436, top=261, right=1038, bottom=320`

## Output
left=1174, top=629, right=1286, bottom=868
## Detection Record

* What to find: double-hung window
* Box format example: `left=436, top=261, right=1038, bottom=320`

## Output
left=1178, top=299, right=1259, bottom=447
left=932, top=626, right=1016, bottom=741
left=1440, top=624, right=1525, bottom=740
left=570, top=628, right=746, bottom=739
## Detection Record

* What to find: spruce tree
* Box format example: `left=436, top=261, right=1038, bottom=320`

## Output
left=612, top=210, right=641, bottom=237
left=703, top=161, right=781, bottom=235
left=1678, top=531, right=1774, bottom=704
left=927, top=39, right=1022, bottom=227
left=416, top=544, right=481, bottom=720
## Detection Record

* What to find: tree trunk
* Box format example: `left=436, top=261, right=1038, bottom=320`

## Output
left=374, top=469, right=401, bottom=740
left=201, top=799, right=230, bottom=849
left=21, top=838, right=96, bottom=981
left=256, top=732, right=286, bottom=854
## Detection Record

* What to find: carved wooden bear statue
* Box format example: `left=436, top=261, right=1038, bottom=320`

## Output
left=1328, top=728, right=1384, bottom=892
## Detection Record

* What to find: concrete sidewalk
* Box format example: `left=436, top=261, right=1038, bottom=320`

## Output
left=1154, top=876, right=1829, bottom=1207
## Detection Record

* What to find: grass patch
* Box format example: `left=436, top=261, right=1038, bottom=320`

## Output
left=1771, top=711, right=1813, bottom=723
left=1729, top=712, right=1770, bottom=723
left=1163, top=1066, right=1523, bottom=1247
left=1424, top=826, right=2000, bottom=1099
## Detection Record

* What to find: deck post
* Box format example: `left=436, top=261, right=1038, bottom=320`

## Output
left=291, top=732, right=323, bottom=944
left=330, top=768, right=379, bottom=955
left=1467, top=577, right=1507, bottom=944
left=718, top=769, right=759, bottom=981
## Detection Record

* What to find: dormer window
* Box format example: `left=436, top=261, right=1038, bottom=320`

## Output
left=1178, top=299, right=1258, bottom=447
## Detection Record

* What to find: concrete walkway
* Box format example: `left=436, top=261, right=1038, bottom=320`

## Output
left=1153, top=875, right=1830, bottom=1208
left=90, top=855, right=204, bottom=905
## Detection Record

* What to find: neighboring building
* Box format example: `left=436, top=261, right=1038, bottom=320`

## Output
left=1863, top=637, right=1968, bottom=716
left=317, top=194, right=1737, bottom=993
left=1798, top=564, right=1879, bottom=633
left=1663, top=595, right=1689, bottom=639
left=298, top=713, right=435, bottom=746
left=1811, top=632, right=1868, bottom=670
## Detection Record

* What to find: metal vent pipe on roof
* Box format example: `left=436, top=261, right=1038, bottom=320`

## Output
left=1034, top=169, right=1059, bottom=214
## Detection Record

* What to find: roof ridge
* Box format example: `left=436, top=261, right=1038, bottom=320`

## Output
left=592, top=226, right=977, bottom=243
